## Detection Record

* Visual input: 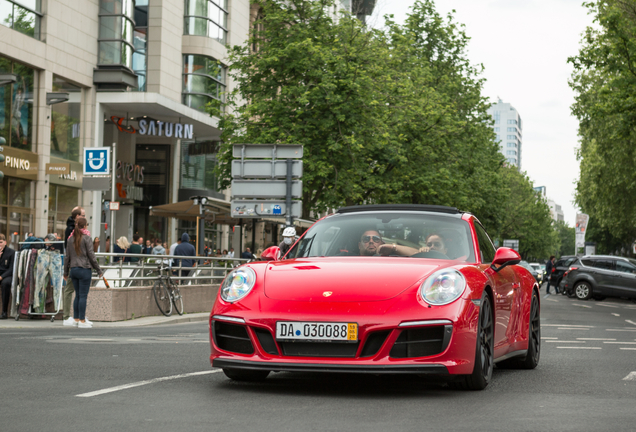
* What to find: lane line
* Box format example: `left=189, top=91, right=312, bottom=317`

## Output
left=577, top=338, right=616, bottom=341
left=612, top=313, right=621, bottom=317
left=620, top=348, right=636, bottom=351
left=623, top=372, right=636, bottom=380
left=545, top=340, right=585, bottom=343
left=557, top=328, right=589, bottom=331
left=542, top=324, right=594, bottom=328
left=603, top=341, right=636, bottom=345
left=541, top=337, right=558, bottom=340
left=76, top=370, right=222, bottom=398
left=607, top=329, right=636, bottom=332
left=594, top=304, right=619, bottom=308
left=556, top=347, right=601, bottom=350
left=627, top=320, right=636, bottom=327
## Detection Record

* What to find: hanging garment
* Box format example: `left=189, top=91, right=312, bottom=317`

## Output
left=10, top=250, right=19, bottom=317
left=19, top=250, right=38, bottom=315
left=33, top=250, right=63, bottom=311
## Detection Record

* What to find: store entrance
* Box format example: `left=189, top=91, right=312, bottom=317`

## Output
left=134, top=144, right=170, bottom=245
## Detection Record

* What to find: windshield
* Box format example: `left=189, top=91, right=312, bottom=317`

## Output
left=286, top=212, right=475, bottom=261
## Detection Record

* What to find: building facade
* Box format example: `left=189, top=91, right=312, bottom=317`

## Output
left=0, top=0, right=249, bottom=250
left=487, top=98, right=523, bottom=169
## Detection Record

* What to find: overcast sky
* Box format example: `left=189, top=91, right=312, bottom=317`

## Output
left=368, top=0, right=595, bottom=225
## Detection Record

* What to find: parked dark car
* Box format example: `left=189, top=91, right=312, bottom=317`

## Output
left=519, top=260, right=542, bottom=284
left=562, top=255, right=636, bottom=300
left=549, top=255, right=577, bottom=292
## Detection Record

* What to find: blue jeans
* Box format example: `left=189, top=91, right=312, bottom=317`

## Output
left=70, top=267, right=92, bottom=320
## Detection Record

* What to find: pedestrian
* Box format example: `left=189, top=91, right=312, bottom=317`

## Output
left=228, top=248, right=235, bottom=258
left=174, top=233, right=196, bottom=283
left=113, top=236, right=130, bottom=263
left=129, top=234, right=142, bottom=263
left=545, top=255, right=557, bottom=294
left=152, top=239, right=166, bottom=255
left=278, top=226, right=299, bottom=256
left=0, top=234, right=16, bottom=319
left=241, top=247, right=255, bottom=259
left=144, top=239, right=153, bottom=254
left=93, top=236, right=100, bottom=253
left=62, top=206, right=84, bottom=326
left=105, top=236, right=110, bottom=253
left=169, top=237, right=180, bottom=268
left=64, top=217, right=103, bottom=328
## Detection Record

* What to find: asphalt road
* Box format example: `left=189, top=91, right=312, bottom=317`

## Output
left=2, top=292, right=636, bottom=432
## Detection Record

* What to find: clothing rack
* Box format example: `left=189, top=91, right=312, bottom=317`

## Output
left=11, top=241, right=66, bottom=322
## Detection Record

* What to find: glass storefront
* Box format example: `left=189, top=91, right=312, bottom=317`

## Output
left=50, top=76, right=81, bottom=161
left=134, top=144, right=170, bottom=243
left=180, top=140, right=219, bottom=191
left=0, top=55, right=35, bottom=152
left=0, top=176, right=34, bottom=249
left=48, top=184, right=79, bottom=237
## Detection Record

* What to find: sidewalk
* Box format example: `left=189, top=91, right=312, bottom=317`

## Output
left=0, top=312, right=210, bottom=329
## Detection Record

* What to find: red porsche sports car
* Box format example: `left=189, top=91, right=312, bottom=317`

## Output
left=210, top=205, right=540, bottom=390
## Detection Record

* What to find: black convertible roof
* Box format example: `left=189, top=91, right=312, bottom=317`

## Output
left=336, top=204, right=461, bottom=215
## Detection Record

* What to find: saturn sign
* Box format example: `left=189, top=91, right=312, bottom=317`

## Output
left=83, top=147, right=110, bottom=176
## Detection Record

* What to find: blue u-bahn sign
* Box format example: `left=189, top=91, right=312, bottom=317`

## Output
left=83, top=147, right=110, bottom=175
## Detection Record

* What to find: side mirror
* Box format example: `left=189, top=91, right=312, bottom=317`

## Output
left=490, top=247, right=521, bottom=272
left=261, top=246, right=281, bottom=261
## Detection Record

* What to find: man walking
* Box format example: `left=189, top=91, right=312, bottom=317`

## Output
left=0, top=234, right=16, bottom=319
left=129, top=234, right=142, bottom=263
left=174, top=233, right=196, bottom=283
left=63, top=206, right=84, bottom=325
left=545, top=255, right=556, bottom=295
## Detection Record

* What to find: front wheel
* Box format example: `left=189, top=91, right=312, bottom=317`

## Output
left=223, top=368, right=270, bottom=382
left=451, top=291, right=493, bottom=390
left=574, top=281, right=592, bottom=300
left=153, top=279, right=172, bottom=316
left=169, top=279, right=184, bottom=315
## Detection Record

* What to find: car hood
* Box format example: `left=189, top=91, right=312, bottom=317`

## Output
left=262, top=257, right=442, bottom=302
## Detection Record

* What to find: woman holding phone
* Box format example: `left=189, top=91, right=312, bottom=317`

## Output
left=63, top=217, right=103, bottom=328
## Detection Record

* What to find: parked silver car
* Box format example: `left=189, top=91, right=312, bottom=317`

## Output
left=562, top=255, right=636, bottom=300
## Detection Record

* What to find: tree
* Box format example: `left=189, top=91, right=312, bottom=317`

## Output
left=212, top=0, right=505, bottom=229
left=569, top=0, right=636, bottom=248
left=554, top=220, right=575, bottom=257
left=494, top=166, right=559, bottom=260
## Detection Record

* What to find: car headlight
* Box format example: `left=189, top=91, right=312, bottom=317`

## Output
left=420, top=269, right=466, bottom=306
left=220, top=267, right=256, bottom=303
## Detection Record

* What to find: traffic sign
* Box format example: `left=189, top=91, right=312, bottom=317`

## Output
left=231, top=200, right=302, bottom=218
left=83, top=147, right=110, bottom=175
left=231, top=180, right=302, bottom=199
left=233, top=144, right=303, bottom=159
left=231, top=160, right=302, bottom=178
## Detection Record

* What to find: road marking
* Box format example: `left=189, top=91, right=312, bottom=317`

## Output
left=627, top=320, right=636, bottom=327
left=594, top=304, right=619, bottom=308
left=612, top=313, right=621, bottom=317
left=541, top=337, right=558, bottom=340
left=556, top=347, right=601, bottom=350
left=544, top=297, right=559, bottom=302
left=542, top=324, right=594, bottom=328
left=573, top=305, right=592, bottom=309
left=557, top=328, right=589, bottom=330
left=577, top=338, right=616, bottom=341
left=623, top=372, right=636, bottom=380
left=545, top=340, right=585, bottom=343
left=76, top=370, right=222, bottom=398
left=603, top=341, right=636, bottom=345
left=607, top=329, right=636, bottom=332
left=620, top=348, right=636, bottom=351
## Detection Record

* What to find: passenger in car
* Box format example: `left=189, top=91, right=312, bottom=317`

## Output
left=376, top=233, right=449, bottom=257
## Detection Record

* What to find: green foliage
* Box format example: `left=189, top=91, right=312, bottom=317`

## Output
left=492, top=167, right=559, bottom=260
left=554, top=220, right=575, bottom=256
left=213, top=0, right=505, bottom=228
left=569, top=0, right=636, bottom=249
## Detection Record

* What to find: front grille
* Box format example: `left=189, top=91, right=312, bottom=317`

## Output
left=360, top=330, right=391, bottom=358
left=213, top=321, right=254, bottom=354
left=389, top=325, right=452, bottom=359
left=253, top=328, right=279, bottom=355
left=279, top=341, right=360, bottom=357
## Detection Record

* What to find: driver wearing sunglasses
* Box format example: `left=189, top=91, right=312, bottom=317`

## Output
left=358, top=230, right=385, bottom=256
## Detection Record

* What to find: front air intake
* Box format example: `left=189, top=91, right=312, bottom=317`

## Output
left=213, top=321, right=254, bottom=354
left=389, top=325, right=452, bottom=358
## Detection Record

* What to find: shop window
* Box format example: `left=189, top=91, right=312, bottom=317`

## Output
left=180, top=140, right=219, bottom=192
left=182, top=54, right=226, bottom=113
left=50, top=76, right=81, bottom=161
left=98, top=0, right=136, bottom=70
left=0, top=176, right=34, bottom=246
left=0, top=0, right=41, bottom=39
left=184, top=0, right=227, bottom=44
left=48, top=184, right=78, bottom=237
left=132, top=0, right=148, bottom=92
left=0, top=55, right=35, bottom=152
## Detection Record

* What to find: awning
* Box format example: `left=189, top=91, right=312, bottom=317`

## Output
left=149, top=196, right=237, bottom=225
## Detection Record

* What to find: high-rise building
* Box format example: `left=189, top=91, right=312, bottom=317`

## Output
left=487, top=98, right=523, bottom=169
left=0, top=0, right=249, bottom=250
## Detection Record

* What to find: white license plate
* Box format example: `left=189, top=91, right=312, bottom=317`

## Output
left=276, top=321, right=358, bottom=341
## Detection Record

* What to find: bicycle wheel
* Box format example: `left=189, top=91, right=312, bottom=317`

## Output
left=153, top=279, right=172, bottom=316
left=168, top=278, right=184, bottom=315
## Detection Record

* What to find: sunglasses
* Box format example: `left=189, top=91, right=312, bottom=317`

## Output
left=427, top=241, right=443, bottom=248
left=361, top=235, right=382, bottom=243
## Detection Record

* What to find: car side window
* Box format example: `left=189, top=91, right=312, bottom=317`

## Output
left=592, top=259, right=614, bottom=270
left=473, top=222, right=496, bottom=263
left=616, top=260, right=636, bottom=274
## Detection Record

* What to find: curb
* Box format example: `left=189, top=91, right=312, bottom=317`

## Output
left=0, top=313, right=210, bottom=329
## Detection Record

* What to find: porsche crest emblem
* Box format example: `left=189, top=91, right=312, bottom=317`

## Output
left=323, top=291, right=333, bottom=297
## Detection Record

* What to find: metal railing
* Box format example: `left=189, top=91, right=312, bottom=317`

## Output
left=90, top=253, right=250, bottom=288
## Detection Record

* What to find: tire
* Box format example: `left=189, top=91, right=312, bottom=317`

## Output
left=153, top=279, right=172, bottom=316
left=498, top=290, right=540, bottom=369
left=169, top=279, right=184, bottom=315
left=223, top=368, right=270, bottom=382
left=574, top=281, right=592, bottom=300
left=451, top=291, right=494, bottom=390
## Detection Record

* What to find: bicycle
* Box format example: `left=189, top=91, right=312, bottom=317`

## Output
left=152, top=265, right=184, bottom=316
